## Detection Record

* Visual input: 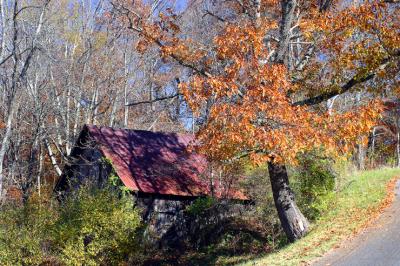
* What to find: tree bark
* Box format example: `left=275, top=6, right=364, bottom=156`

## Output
left=396, top=130, right=400, bottom=168
left=44, top=137, right=62, bottom=177
left=275, top=0, right=297, bottom=64
left=0, top=107, right=14, bottom=199
left=268, top=162, right=309, bottom=242
left=357, top=143, right=366, bottom=170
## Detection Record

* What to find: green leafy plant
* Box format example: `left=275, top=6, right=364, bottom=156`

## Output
left=53, top=187, right=141, bottom=265
left=0, top=193, right=58, bottom=266
left=0, top=187, right=142, bottom=266
left=293, top=150, right=337, bottom=220
left=102, top=157, right=131, bottom=197
left=186, top=196, right=216, bottom=216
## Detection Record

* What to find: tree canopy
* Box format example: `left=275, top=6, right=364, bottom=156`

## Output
left=112, top=0, right=399, bottom=165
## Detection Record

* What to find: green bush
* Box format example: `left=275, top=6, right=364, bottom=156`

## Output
left=186, top=196, right=216, bottom=216
left=0, top=194, right=58, bottom=266
left=53, top=188, right=141, bottom=265
left=293, top=150, right=337, bottom=220
left=103, top=157, right=131, bottom=197
left=0, top=188, right=142, bottom=266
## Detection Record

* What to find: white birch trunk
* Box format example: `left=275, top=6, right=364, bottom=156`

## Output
left=65, top=87, right=71, bottom=155
left=0, top=107, right=14, bottom=198
left=37, top=145, right=43, bottom=196
left=44, top=137, right=62, bottom=177
left=124, top=50, right=129, bottom=128
left=0, top=0, right=6, bottom=60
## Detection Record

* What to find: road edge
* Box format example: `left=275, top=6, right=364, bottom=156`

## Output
left=310, top=176, right=400, bottom=266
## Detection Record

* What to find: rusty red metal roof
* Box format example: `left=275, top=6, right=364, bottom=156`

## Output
left=84, top=125, right=246, bottom=200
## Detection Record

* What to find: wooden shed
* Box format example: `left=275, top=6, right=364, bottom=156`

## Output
left=55, top=125, right=246, bottom=247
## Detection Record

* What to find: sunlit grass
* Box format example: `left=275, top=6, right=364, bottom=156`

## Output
left=217, top=168, right=400, bottom=266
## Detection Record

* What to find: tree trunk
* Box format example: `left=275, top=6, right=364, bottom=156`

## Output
left=268, top=162, right=309, bottom=242
left=0, top=107, right=14, bottom=199
left=357, top=143, right=366, bottom=170
left=275, top=0, right=297, bottom=64
left=44, top=137, right=62, bottom=177
left=396, top=131, right=400, bottom=168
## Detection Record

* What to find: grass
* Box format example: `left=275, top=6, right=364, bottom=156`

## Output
left=217, top=167, right=400, bottom=266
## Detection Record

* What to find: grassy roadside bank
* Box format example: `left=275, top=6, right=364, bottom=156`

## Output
left=227, top=168, right=400, bottom=266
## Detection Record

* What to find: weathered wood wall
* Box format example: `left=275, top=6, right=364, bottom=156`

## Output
left=55, top=144, right=112, bottom=194
left=135, top=194, right=246, bottom=249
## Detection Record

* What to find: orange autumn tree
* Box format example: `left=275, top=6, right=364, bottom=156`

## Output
left=111, top=0, right=400, bottom=242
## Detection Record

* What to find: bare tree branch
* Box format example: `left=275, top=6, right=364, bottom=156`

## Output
left=126, top=93, right=182, bottom=107
left=203, top=10, right=226, bottom=22
left=293, top=51, right=400, bottom=106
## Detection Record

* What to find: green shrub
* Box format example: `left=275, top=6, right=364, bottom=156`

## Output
left=103, top=157, right=131, bottom=197
left=53, top=188, right=141, bottom=265
left=293, top=150, right=337, bottom=220
left=0, top=194, right=58, bottom=266
left=186, top=196, right=216, bottom=216
left=0, top=187, right=142, bottom=266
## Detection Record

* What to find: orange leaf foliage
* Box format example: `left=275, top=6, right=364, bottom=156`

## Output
left=119, top=0, right=398, bottom=165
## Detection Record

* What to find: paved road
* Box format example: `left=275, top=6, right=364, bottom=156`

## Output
left=314, top=180, right=400, bottom=266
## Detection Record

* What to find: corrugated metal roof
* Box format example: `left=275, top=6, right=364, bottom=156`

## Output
left=84, top=125, right=246, bottom=200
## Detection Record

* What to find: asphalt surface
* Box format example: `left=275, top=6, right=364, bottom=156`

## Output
left=314, top=180, right=400, bottom=266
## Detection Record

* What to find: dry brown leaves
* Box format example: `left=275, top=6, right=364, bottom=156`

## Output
left=351, top=176, right=399, bottom=237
